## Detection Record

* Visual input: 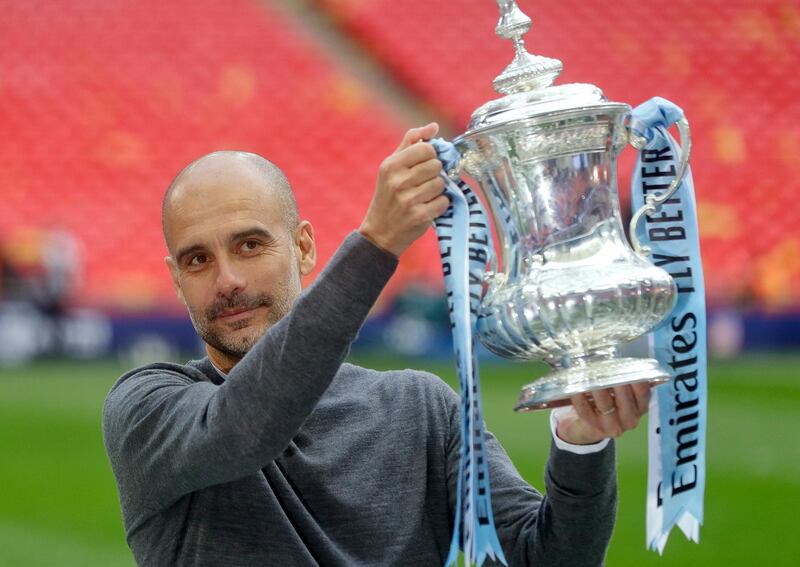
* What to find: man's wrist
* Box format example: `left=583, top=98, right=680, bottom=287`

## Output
left=550, top=407, right=609, bottom=454
left=357, top=226, right=399, bottom=258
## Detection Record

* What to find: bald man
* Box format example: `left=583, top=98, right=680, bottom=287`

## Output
left=103, top=124, right=646, bottom=566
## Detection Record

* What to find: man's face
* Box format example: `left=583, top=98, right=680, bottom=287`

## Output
left=164, top=163, right=311, bottom=361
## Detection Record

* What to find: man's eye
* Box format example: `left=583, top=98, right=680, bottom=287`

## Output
left=188, top=254, right=207, bottom=266
left=241, top=240, right=261, bottom=252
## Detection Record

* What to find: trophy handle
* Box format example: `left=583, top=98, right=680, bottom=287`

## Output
left=628, top=117, right=691, bottom=256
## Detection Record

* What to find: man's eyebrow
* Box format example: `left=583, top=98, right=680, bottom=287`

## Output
left=230, top=227, right=276, bottom=243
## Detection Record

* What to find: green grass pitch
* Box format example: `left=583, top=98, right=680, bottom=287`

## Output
left=0, top=354, right=797, bottom=566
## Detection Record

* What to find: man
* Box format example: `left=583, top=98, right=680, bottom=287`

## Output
left=103, top=123, right=650, bottom=566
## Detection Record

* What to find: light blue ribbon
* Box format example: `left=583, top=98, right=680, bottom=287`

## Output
left=630, top=97, right=707, bottom=552
left=431, top=138, right=507, bottom=567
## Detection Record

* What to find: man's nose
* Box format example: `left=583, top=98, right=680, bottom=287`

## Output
left=215, top=257, right=246, bottom=296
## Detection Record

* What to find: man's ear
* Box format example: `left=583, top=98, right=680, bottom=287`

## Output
left=294, top=220, right=316, bottom=277
left=165, top=256, right=187, bottom=306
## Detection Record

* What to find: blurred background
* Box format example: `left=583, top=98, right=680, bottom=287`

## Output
left=0, top=0, right=797, bottom=565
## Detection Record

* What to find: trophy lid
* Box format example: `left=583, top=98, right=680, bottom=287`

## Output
left=464, top=2, right=626, bottom=136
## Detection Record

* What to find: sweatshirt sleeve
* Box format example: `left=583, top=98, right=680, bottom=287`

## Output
left=444, top=386, right=617, bottom=566
left=103, top=232, right=397, bottom=522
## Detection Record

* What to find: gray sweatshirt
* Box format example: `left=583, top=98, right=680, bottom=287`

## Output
left=103, top=232, right=616, bottom=566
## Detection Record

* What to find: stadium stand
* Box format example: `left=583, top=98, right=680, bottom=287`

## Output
left=316, top=0, right=800, bottom=309
left=1, top=0, right=799, bottom=311
left=0, top=0, right=414, bottom=309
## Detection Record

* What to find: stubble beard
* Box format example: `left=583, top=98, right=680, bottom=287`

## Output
left=191, top=281, right=298, bottom=359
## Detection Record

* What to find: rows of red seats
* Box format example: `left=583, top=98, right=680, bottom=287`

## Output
left=1, top=0, right=798, bottom=309
left=317, top=0, right=800, bottom=309
left=0, top=0, right=413, bottom=309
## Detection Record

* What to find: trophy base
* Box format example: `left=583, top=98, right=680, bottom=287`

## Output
left=514, top=357, right=670, bottom=412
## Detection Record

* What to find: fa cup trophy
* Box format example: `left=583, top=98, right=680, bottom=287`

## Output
left=446, top=0, right=691, bottom=411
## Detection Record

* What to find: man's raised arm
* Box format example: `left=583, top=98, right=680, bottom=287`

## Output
left=103, top=123, right=449, bottom=522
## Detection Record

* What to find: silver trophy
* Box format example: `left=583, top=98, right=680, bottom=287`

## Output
left=449, top=1, right=691, bottom=411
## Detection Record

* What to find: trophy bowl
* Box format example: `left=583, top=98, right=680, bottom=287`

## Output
left=448, top=1, right=689, bottom=411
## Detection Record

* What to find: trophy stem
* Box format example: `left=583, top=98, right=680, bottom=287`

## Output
left=550, top=347, right=621, bottom=370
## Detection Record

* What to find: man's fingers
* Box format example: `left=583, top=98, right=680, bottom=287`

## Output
left=418, top=194, right=451, bottom=220
left=631, top=381, right=652, bottom=415
left=396, top=122, right=439, bottom=152
left=405, top=158, right=443, bottom=188
left=570, top=393, right=601, bottom=432
left=612, top=385, right=639, bottom=430
left=394, top=141, right=438, bottom=168
left=362, top=123, right=443, bottom=257
left=592, top=389, right=623, bottom=437
left=562, top=385, right=651, bottom=444
left=419, top=175, right=450, bottom=202
left=407, top=176, right=446, bottom=205
left=592, top=388, right=615, bottom=414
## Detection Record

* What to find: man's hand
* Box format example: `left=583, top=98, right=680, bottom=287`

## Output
left=359, top=123, right=450, bottom=257
left=556, top=383, right=651, bottom=445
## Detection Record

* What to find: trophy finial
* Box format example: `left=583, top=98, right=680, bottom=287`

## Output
left=493, top=1, right=562, bottom=95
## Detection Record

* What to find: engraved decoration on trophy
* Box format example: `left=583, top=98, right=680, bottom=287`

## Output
left=446, top=0, right=693, bottom=411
